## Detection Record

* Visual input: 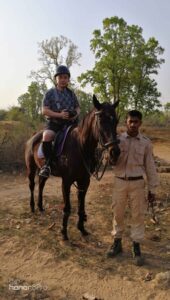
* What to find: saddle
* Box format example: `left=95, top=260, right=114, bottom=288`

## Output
left=37, top=125, right=72, bottom=159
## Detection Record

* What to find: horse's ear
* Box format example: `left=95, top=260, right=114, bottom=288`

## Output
left=93, top=94, right=102, bottom=110
left=112, top=100, right=119, bottom=110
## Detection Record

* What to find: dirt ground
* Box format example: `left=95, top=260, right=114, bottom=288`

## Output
left=0, top=128, right=170, bottom=300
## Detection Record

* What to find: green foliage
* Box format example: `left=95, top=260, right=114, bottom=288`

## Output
left=164, top=102, right=170, bottom=113
left=5, top=106, right=26, bottom=122
left=0, top=109, right=7, bottom=121
left=144, top=110, right=170, bottom=127
left=78, top=16, right=164, bottom=115
left=17, top=81, right=46, bottom=124
left=75, top=89, right=93, bottom=119
left=0, top=121, right=34, bottom=171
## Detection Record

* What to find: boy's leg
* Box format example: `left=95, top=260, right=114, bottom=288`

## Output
left=39, top=129, right=55, bottom=178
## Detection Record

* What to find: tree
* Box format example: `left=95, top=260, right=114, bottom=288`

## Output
left=164, top=102, right=170, bottom=113
left=5, top=106, right=25, bottom=121
left=0, top=109, right=7, bottom=121
left=78, top=17, right=164, bottom=114
left=17, top=82, right=46, bottom=122
left=30, top=36, right=82, bottom=85
left=75, top=89, right=93, bottom=119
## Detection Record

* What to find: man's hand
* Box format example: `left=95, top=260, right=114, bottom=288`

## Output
left=148, top=191, right=156, bottom=206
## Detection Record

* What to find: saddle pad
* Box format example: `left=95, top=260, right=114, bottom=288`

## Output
left=37, top=125, right=72, bottom=159
left=37, top=143, right=45, bottom=159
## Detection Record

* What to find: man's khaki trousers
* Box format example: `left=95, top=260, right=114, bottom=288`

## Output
left=112, top=177, right=147, bottom=242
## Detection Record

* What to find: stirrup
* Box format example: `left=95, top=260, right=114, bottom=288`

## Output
left=39, top=165, right=51, bottom=178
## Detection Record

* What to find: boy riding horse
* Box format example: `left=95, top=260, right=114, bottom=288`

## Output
left=39, top=65, right=80, bottom=178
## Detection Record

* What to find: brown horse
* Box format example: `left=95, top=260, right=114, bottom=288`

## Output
left=25, top=95, right=120, bottom=240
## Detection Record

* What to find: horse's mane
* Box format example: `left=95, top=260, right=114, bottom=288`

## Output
left=78, top=109, right=96, bottom=145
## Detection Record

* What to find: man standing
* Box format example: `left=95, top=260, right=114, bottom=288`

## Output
left=107, top=110, right=159, bottom=266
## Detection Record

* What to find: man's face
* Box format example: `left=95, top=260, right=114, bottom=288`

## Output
left=56, top=74, right=70, bottom=89
left=126, top=116, right=142, bottom=137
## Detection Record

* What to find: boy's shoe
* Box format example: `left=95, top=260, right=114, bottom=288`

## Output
left=39, top=165, right=51, bottom=178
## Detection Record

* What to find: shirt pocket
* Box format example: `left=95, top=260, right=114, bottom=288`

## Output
left=135, top=146, right=145, bottom=165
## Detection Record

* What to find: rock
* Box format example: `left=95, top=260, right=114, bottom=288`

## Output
left=148, top=234, right=161, bottom=242
left=82, top=293, right=103, bottom=300
left=150, top=217, right=159, bottom=224
left=160, top=208, right=166, bottom=212
left=157, top=166, right=170, bottom=173
left=48, top=222, right=55, bottom=230
left=25, top=219, right=32, bottom=224
left=144, top=272, right=153, bottom=281
left=154, top=271, right=170, bottom=285
left=155, top=227, right=161, bottom=232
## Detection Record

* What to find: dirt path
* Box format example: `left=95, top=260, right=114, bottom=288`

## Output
left=153, top=142, right=170, bottom=163
left=0, top=140, right=170, bottom=300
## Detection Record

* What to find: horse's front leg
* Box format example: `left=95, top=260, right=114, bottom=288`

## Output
left=38, top=176, right=48, bottom=212
left=61, top=180, right=71, bottom=241
left=77, top=178, right=90, bottom=236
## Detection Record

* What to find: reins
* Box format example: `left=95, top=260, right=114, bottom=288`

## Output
left=73, top=112, right=111, bottom=192
left=72, top=147, right=109, bottom=191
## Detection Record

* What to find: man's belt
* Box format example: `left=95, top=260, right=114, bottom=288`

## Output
left=116, top=176, right=143, bottom=181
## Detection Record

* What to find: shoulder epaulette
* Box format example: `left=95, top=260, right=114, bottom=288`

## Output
left=141, top=135, right=150, bottom=141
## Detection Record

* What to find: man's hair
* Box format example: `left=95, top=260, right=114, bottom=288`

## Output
left=126, top=110, right=142, bottom=120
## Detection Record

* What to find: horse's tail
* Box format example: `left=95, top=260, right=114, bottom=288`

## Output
left=25, top=131, right=43, bottom=157
left=30, top=131, right=43, bottom=154
left=25, top=130, right=43, bottom=172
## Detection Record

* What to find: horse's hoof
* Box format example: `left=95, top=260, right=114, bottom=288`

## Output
left=61, top=229, right=69, bottom=241
left=77, top=225, right=89, bottom=236
left=39, top=207, right=45, bottom=212
left=81, top=229, right=89, bottom=236
left=31, top=207, right=35, bottom=213
left=62, top=235, right=69, bottom=241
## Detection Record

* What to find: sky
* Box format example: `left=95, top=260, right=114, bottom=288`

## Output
left=0, top=0, right=170, bottom=109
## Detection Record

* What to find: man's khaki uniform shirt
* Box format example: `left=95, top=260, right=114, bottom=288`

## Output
left=114, top=132, right=159, bottom=193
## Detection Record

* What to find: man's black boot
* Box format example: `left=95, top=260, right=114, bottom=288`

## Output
left=107, top=238, right=122, bottom=258
left=39, top=141, right=53, bottom=178
left=132, top=241, right=144, bottom=266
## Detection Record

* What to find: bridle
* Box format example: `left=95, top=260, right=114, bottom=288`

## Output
left=79, top=110, right=119, bottom=181
left=94, top=110, right=119, bottom=149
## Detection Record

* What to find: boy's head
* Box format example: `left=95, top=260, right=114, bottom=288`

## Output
left=54, top=65, right=70, bottom=89
left=54, top=65, right=70, bottom=78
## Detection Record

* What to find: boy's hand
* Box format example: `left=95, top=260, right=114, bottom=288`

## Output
left=60, top=111, right=70, bottom=119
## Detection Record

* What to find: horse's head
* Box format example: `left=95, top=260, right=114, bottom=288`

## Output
left=93, top=94, right=120, bottom=165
